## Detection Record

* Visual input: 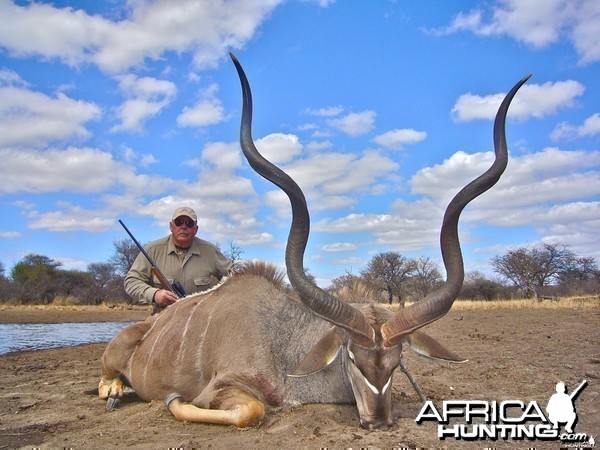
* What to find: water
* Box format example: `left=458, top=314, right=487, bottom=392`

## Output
left=0, top=321, right=136, bottom=355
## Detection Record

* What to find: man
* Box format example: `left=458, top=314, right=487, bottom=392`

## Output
left=124, top=206, right=232, bottom=314
left=546, top=381, right=579, bottom=433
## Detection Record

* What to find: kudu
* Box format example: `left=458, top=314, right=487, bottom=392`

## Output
left=98, top=54, right=529, bottom=429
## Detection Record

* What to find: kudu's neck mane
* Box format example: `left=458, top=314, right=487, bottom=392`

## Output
left=233, top=260, right=287, bottom=291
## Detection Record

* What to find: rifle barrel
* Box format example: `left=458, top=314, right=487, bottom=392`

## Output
left=118, top=219, right=156, bottom=268
left=569, top=379, right=587, bottom=399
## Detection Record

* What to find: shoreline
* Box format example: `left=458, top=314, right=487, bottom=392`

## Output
left=0, top=304, right=150, bottom=324
left=1, top=295, right=597, bottom=324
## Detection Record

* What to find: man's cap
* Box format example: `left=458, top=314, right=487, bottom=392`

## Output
left=172, top=206, right=197, bottom=222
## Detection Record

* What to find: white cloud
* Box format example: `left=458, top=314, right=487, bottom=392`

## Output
left=123, top=147, right=158, bottom=168
left=410, top=147, right=600, bottom=207
left=0, top=146, right=171, bottom=195
left=265, top=149, right=399, bottom=215
left=304, top=0, right=337, bottom=7
left=199, top=141, right=244, bottom=172
left=287, top=150, right=397, bottom=197
left=305, top=105, right=344, bottom=117
left=435, top=0, right=600, bottom=64
left=411, top=147, right=600, bottom=259
left=551, top=113, right=600, bottom=140
left=0, top=0, right=285, bottom=73
left=177, top=83, right=226, bottom=128
left=0, top=231, right=21, bottom=239
left=0, top=84, right=100, bottom=148
left=320, top=242, right=358, bottom=252
left=330, top=256, right=363, bottom=267
left=112, top=74, right=176, bottom=132
left=315, top=211, right=441, bottom=253
left=0, top=68, right=27, bottom=86
left=315, top=147, right=600, bottom=258
left=136, top=140, right=266, bottom=244
left=373, top=128, right=427, bottom=150
left=141, top=188, right=265, bottom=246
left=28, top=204, right=116, bottom=232
left=140, top=154, right=159, bottom=168
left=577, top=113, right=600, bottom=136
left=451, top=80, right=585, bottom=122
left=328, top=110, right=376, bottom=136
left=255, top=133, right=303, bottom=164
left=306, top=140, right=333, bottom=152
left=298, top=123, right=318, bottom=131
left=116, top=73, right=176, bottom=99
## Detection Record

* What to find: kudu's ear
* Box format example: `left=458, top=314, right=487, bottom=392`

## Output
left=403, top=330, right=467, bottom=363
left=288, top=328, right=343, bottom=377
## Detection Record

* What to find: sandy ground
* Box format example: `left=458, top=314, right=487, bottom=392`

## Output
left=0, top=304, right=598, bottom=449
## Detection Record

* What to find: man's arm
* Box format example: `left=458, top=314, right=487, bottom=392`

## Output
left=124, top=252, right=160, bottom=305
left=214, top=248, right=233, bottom=279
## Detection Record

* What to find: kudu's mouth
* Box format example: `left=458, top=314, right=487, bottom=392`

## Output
left=362, top=419, right=393, bottom=430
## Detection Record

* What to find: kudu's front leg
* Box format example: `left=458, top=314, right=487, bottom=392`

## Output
left=99, top=321, right=151, bottom=410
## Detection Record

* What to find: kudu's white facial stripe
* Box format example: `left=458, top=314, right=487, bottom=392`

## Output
left=347, top=349, right=392, bottom=395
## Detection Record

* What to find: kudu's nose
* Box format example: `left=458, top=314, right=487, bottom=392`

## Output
left=360, top=418, right=394, bottom=430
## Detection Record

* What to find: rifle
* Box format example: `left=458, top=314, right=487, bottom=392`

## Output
left=569, top=379, right=587, bottom=400
left=118, top=219, right=186, bottom=299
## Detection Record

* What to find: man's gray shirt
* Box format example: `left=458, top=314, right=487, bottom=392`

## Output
left=124, top=235, right=232, bottom=305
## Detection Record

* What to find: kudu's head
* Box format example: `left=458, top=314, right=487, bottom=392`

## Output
left=231, top=53, right=529, bottom=429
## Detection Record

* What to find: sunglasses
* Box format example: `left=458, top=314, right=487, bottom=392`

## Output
left=173, top=217, right=196, bottom=228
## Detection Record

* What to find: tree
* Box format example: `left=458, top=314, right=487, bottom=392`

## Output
left=106, top=239, right=140, bottom=303
left=328, top=270, right=377, bottom=303
left=360, top=252, right=416, bottom=306
left=88, top=262, right=119, bottom=304
left=218, top=241, right=245, bottom=270
left=557, top=255, right=597, bottom=283
left=329, top=271, right=362, bottom=293
left=10, top=254, right=63, bottom=303
left=0, top=261, right=11, bottom=301
left=88, top=262, right=116, bottom=290
left=409, top=257, right=442, bottom=300
left=460, top=271, right=503, bottom=301
left=109, top=238, right=140, bottom=277
left=556, top=255, right=599, bottom=296
left=491, top=243, right=576, bottom=300
left=55, top=269, right=96, bottom=302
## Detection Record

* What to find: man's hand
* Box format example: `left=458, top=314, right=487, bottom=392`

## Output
left=153, top=289, right=178, bottom=308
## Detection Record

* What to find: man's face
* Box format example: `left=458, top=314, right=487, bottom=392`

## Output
left=170, top=215, right=198, bottom=248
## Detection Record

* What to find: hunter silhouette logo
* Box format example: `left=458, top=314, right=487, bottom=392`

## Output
left=546, top=379, right=586, bottom=434
left=415, top=378, right=593, bottom=444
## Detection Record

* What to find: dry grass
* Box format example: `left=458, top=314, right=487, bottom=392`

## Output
left=382, top=295, right=600, bottom=312
left=2, top=295, right=599, bottom=313
left=452, top=295, right=600, bottom=310
left=0, top=301, right=146, bottom=313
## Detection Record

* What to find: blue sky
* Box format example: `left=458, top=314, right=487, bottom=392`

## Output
left=0, top=0, right=598, bottom=286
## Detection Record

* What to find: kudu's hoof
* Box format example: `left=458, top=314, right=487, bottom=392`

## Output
left=106, top=397, right=121, bottom=411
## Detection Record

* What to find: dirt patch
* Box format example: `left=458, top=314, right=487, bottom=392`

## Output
left=0, top=305, right=598, bottom=449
